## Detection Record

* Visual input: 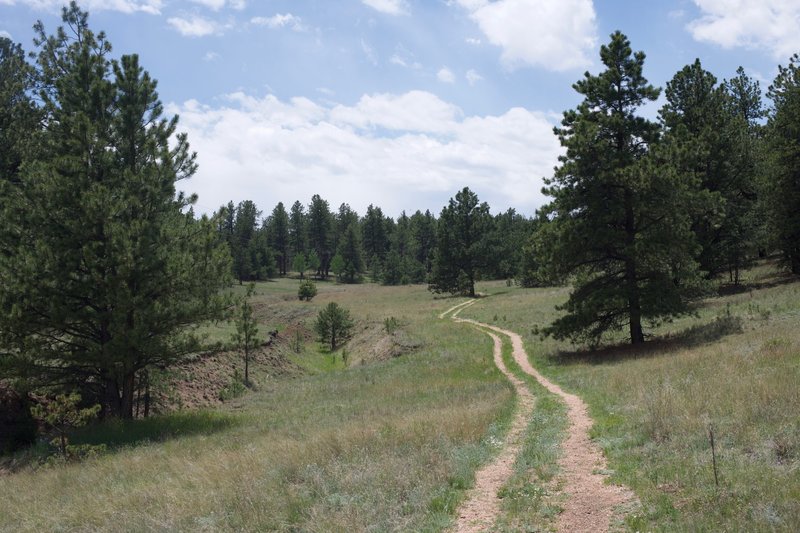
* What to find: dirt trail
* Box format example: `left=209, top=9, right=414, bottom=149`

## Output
left=442, top=300, right=633, bottom=533
left=442, top=300, right=535, bottom=532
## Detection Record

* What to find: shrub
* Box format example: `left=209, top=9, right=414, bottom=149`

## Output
left=298, top=279, right=317, bottom=301
left=314, top=302, right=354, bottom=351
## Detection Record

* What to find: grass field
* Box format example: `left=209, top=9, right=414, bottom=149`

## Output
left=0, top=280, right=517, bottom=532
left=1, top=263, right=798, bottom=531
left=459, top=261, right=800, bottom=532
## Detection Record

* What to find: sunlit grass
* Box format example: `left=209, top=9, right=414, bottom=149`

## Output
left=0, top=279, right=514, bottom=532
left=461, top=262, right=800, bottom=531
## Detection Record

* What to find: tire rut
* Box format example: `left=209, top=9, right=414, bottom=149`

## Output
left=442, top=299, right=634, bottom=532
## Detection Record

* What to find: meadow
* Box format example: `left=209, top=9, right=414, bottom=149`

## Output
left=1, top=262, right=798, bottom=532
left=0, top=281, right=515, bottom=532
left=460, top=261, right=800, bottom=531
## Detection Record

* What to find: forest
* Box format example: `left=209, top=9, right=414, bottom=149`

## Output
left=1, top=3, right=799, bottom=532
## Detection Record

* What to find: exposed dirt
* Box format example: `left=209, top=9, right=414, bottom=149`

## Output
left=345, top=322, right=424, bottom=366
left=160, top=333, right=304, bottom=412
left=445, top=299, right=635, bottom=532
left=444, top=302, right=535, bottom=532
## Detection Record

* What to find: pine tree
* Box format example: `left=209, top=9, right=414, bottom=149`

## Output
left=766, top=54, right=800, bottom=274
left=409, top=209, right=437, bottom=275
left=362, top=204, right=389, bottom=264
left=232, top=200, right=261, bottom=283
left=231, top=284, right=259, bottom=387
left=314, top=302, right=354, bottom=351
left=0, top=37, right=40, bottom=184
left=268, top=202, right=290, bottom=275
left=540, top=32, right=701, bottom=345
left=0, top=4, right=231, bottom=418
left=336, top=222, right=364, bottom=283
left=289, top=200, right=308, bottom=268
left=428, top=187, right=493, bottom=297
left=308, top=194, right=332, bottom=278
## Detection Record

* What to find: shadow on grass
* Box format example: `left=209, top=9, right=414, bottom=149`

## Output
left=70, top=410, right=239, bottom=451
left=553, top=315, right=744, bottom=366
left=717, top=271, right=798, bottom=296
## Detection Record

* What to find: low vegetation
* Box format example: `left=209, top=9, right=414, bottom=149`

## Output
left=459, top=260, right=800, bottom=531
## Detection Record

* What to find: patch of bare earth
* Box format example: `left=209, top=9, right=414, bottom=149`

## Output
left=440, top=300, right=635, bottom=532
left=442, top=301, right=535, bottom=532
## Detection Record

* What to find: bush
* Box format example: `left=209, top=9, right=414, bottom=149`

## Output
left=384, top=316, right=400, bottom=334
left=298, top=279, right=317, bottom=301
left=314, top=302, right=354, bottom=351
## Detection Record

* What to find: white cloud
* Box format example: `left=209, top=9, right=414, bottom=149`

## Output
left=167, top=15, right=222, bottom=37
left=0, top=30, right=12, bottom=39
left=169, top=91, right=562, bottom=217
left=361, top=0, right=408, bottom=16
left=687, top=0, right=800, bottom=59
left=466, top=69, right=483, bottom=85
left=330, top=91, right=461, bottom=133
left=361, top=38, right=378, bottom=65
left=456, top=0, right=597, bottom=71
left=437, top=67, right=456, bottom=83
left=2, top=0, right=162, bottom=14
left=203, top=51, right=220, bottom=61
left=465, top=37, right=482, bottom=45
left=250, top=13, right=305, bottom=31
left=191, top=0, right=245, bottom=10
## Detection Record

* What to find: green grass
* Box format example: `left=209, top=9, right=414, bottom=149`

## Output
left=459, top=262, right=800, bottom=532
left=0, top=280, right=515, bottom=532
left=3, top=264, right=796, bottom=531
left=492, top=337, right=568, bottom=532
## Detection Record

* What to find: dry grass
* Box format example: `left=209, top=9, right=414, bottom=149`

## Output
left=0, top=280, right=515, bottom=532
left=460, top=261, right=800, bottom=531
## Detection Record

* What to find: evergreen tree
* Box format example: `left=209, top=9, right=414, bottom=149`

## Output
left=268, top=202, right=290, bottom=275
left=314, top=302, right=354, bottom=351
left=231, top=285, right=259, bottom=387
left=288, top=200, right=307, bottom=267
left=540, top=32, right=701, bottom=345
left=232, top=200, right=260, bottom=283
left=292, top=253, right=308, bottom=279
left=0, top=37, right=40, bottom=184
left=660, top=59, right=743, bottom=279
left=333, top=203, right=358, bottom=258
left=428, top=187, right=493, bottom=297
left=766, top=54, right=800, bottom=274
left=0, top=4, right=231, bottom=418
left=409, top=209, right=437, bottom=274
left=720, top=67, right=765, bottom=283
left=362, top=204, right=389, bottom=263
left=336, top=222, right=364, bottom=283
left=307, top=194, right=332, bottom=278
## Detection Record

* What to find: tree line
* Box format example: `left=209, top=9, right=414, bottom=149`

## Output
left=214, top=195, right=534, bottom=290
left=1, top=4, right=799, bottom=438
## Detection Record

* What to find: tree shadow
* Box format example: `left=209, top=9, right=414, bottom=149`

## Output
left=552, top=315, right=744, bottom=366
left=70, top=410, right=239, bottom=451
left=717, top=271, right=798, bottom=296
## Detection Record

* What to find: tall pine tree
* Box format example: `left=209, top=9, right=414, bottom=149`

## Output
left=428, top=187, right=493, bottom=297
left=766, top=54, right=800, bottom=274
left=540, top=32, right=701, bottom=345
left=0, top=4, right=231, bottom=418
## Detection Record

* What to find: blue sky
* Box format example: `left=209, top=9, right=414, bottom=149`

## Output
left=2, top=0, right=799, bottom=218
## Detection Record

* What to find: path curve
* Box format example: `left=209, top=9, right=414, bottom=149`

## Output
left=442, top=299, right=633, bottom=533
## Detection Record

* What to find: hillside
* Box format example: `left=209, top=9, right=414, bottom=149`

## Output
left=1, top=262, right=798, bottom=531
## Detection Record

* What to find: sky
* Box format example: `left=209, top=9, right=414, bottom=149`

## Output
left=2, top=0, right=799, bottom=219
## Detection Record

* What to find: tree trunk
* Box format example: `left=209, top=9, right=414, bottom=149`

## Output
left=104, top=377, right=121, bottom=418
left=624, top=188, right=645, bottom=345
left=143, top=371, right=150, bottom=418
left=120, top=371, right=136, bottom=419
left=244, top=346, right=249, bottom=386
